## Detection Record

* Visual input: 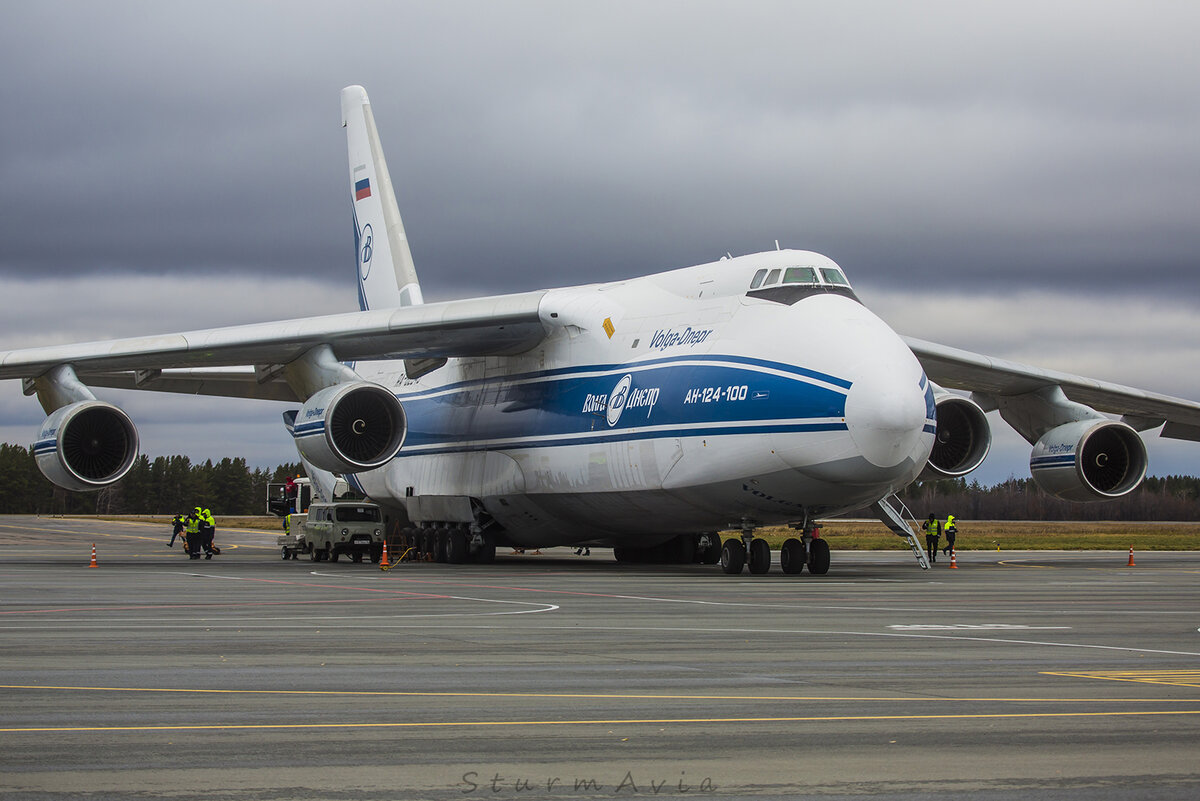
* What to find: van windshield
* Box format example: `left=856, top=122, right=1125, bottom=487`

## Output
left=336, top=506, right=381, bottom=523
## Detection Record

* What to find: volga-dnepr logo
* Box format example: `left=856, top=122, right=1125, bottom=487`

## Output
left=581, top=374, right=661, bottom=428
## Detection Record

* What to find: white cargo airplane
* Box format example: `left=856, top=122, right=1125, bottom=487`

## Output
left=3, top=86, right=1199, bottom=574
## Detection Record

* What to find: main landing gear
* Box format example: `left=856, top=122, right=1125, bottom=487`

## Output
left=720, top=520, right=829, bottom=576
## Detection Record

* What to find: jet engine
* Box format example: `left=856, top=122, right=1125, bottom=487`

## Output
left=33, top=400, right=139, bottom=491
left=920, top=393, right=991, bottom=480
left=292, top=381, right=406, bottom=473
left=1029, top=419, right=1147, bottom=502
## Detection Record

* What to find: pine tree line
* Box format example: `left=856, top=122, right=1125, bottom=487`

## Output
left=0, top=443, right=302, bottom=516
left=2, top=441, right=1199, bottom=520
left=895, top=475, right=1200, bottom=521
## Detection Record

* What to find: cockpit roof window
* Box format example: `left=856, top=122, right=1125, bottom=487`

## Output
left=820, top=267, right=849, bottom=286
left=783, top=266, right=818, bottom=285
left=764, top=268, right=781, bottom=286
left=749, top=268, right=768, bottom=290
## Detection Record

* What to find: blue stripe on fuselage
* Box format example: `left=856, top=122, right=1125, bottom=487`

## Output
left=389, top=356, right=850, bottom=455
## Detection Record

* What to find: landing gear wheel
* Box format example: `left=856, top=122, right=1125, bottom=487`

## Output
left=748, top=538, right=771, bottom=574
left=420, top=530, right=434, bottom=559
left=720, top=538, right=745, bottom=574
left=329, top=549, right=340, bottom=563
left=435, top=530, right=449, bottom=563
left=808, top=538, right=831, bottom=575
left=475, top=540, right=496, bottom=564
left=281, top=547, right=290, bottom=561
left=351, top=552, right=363, bottom=563
left=446, top=528, right=469, bottom=564
left=309, top=546, right=321, bottom=562
left=780, top=538, right=805, bottom=574
left=673, top=535, right=697, bottom=565
left=699, top=534, right=722, bottom=565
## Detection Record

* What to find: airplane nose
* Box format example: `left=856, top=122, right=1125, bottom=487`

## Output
left=843, top=361, right=929, bottom=470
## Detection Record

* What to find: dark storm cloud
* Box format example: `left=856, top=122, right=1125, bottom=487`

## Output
left=1, top=1, right=1198, bottom=299
left=0, top=1, right=1197, bottom=475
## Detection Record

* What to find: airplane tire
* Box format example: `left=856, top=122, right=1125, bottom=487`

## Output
left=329, top=549, right=340, bottom=563
left=281, top=547, right=290, bottom=561
left=435, top=530, right=449, bottom=563
left=780, top=538, right=805, bottom=574
left=808, top=538, right=831, bottom=575
left=476, top=540, right=496, bottom=564
left=619, top=544, right=648, bottom=563
left=309, top=546, right=321, bottom=562
left=748, top=538, right=771, bottom=574
left=700, top=534, right=722, bottom=565
left=351, top=552, right=363, bottom=563
left=446, top=528, right=469, bottom=564
left=720, top=539, right=745, bottom=574
left=674, top=535, right=697, bottom=565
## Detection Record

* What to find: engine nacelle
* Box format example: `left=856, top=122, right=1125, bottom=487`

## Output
left=33, top=400, right=139, bottom=492
left=920, top=394, right=992, bottom=480
left=1030, top=419, right=1147, bottom=502
left=292, top=382, right=406, bottom=473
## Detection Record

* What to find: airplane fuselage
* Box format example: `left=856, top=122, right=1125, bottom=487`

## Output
left=350, top=250, right=936, bottom=547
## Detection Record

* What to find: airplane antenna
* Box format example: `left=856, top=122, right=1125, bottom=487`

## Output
left=775, top=240, right=781, bottom=251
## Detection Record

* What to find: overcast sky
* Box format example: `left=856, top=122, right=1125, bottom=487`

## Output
left=1, top=1, right=1198, bottom=485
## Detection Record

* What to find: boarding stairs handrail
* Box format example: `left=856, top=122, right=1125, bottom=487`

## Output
left=871, top=495, right=930, bottom=569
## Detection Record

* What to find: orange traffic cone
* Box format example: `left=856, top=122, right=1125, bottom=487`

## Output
left=1127, top=546, right=1135, bottom=567
left=88, top=543, right=98, bottom=568
left=379, top=539, right=390, bottom=569
left=949, top=548, right=958, bottom=569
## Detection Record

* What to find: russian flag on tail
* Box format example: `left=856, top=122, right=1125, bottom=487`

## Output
left=355, top=177, right=372, bottom=201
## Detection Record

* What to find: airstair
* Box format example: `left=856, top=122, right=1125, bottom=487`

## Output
left=871, top=495, right=930, bottom=569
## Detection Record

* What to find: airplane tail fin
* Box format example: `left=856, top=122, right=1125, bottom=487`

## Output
left=341, top=85, right=423, bottom=311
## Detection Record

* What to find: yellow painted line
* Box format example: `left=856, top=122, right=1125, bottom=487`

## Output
left=3, top=684, right=1199, bottom=704
left=1044, top=670, right=1200, bottom=688
left=6, top=709, right=1200, bottom=734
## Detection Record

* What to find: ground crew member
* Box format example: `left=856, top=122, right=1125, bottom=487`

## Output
left=200, top=508, right=218, bottom=559
left=942, top=514, right=958, bottom=555
left=186, top=508, right=203, bottom=559
left=283, top=514, right=292, bottom=535
left=169, top=513, right=185, bottom=548
left=923, top=513, right=940, bottom=563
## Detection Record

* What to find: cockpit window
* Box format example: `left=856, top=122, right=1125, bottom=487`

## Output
left=749, top=268, right=768, bottom=289
left=783, top=266, right=818, bottom=284
left=820, top=267, right=849, bottom=286
left=764, top=268, right=781, bottom=286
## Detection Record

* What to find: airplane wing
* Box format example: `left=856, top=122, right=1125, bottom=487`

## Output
left=903, top=335, right=1200, bottom=442
left=0, top=290, right=548, bottom=402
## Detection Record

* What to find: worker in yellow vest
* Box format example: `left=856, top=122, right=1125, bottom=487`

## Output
left=922, top=513, right=941, bottom=563
left=185, top=508, right=203, bottom=559
left=942, top=514, right=958, bottom=555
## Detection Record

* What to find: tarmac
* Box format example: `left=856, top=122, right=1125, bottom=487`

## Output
left=2, top=514, right=1199, bottom=800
